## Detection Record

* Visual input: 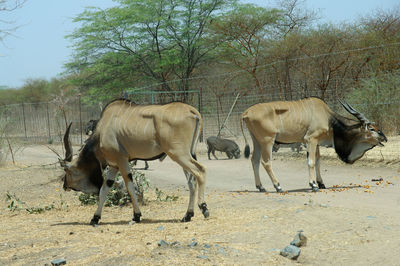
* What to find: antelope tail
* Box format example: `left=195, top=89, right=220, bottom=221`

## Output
left=240, top=115, right=250, bottom=159
left=190, top=115, right=202, bottom=160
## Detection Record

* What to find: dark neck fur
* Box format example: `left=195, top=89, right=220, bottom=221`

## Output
left=77, top=135, right=104, bottom=192
left=330, top=114, right=362, bottom=164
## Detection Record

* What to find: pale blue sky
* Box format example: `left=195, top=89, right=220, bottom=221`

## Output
left=0, top=0, right=398, bottom=88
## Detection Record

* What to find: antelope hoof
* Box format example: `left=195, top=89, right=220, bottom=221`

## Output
left=310, top=183, right=319, bottom=192
left=256, top=185, right=266, bottom=192
left=133, top=212, right=142, bottom=223
left=199, top=203, right=209, bottom=218
left=181, top=211, right=194, bottom=222
left=318, top=182, right=326, bottom=189
left=274, top=184, right=283, bottom=193
left=90, top=215, right=101, bottom=226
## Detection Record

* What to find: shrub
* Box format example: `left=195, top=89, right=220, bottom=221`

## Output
left=5, top=192, right=68, bottom=214
left=155, top=187, right=179, bottom=202
left=78, top=167, right=150, bottom=207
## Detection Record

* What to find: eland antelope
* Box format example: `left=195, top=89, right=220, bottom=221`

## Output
left=60, top=99, right=209, bottom=225
left=240, top=97, right=387, bottom=192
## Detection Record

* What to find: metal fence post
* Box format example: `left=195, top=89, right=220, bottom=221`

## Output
left=198, top=89, right=203, bottom=142
left=46, top=102, right=51, bottom=140
left=21, top=103, right=27, bottom=139
left=79, top=95, right=83, bottom=145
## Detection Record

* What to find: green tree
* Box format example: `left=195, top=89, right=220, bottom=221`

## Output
left=208, top=0, right=317, bottom=99
left=66, top=0, right=235, bottom=98
left=210, top=4, right=283, bottom=92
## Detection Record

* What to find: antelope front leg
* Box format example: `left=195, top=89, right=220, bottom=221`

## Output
left=119, top=161, right=142, bottom=223
left=315, top=146, right=326, bottom=189
left=306, top=140, right=319, bottom=192
left=91, top=167, right=118, bottom=226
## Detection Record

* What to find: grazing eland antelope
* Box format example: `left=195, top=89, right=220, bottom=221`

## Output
left=60, top=99, right=209, bottom=225
left=240, top=97, right=387, bottom=192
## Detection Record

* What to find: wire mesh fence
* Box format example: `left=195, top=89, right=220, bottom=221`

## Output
left=0, top=87, right=399, bottom=162
left=0, top=98, right=99, bottom=145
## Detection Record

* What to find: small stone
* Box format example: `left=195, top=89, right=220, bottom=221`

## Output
left=261, top=215, right=268, bottom=220
left=280, top=245, right=301, bottom=260
left=290, top=232, right=307, bottom=247
left=51, top=259, right=66, bottom=266
left=157, top=225, right=164, bottom=231
left=188, top=241, right=198, bottom=247
left=218, top=247, right=226, bottom=255
left=158, top=240, right=170, bottom=247
left=319, top=204, right=328, bottom=208
left=197, top=255, right=208, bottom=260
left=171, top=241, right=181, bottom=247
left=203, top=243, right=212, bottom=248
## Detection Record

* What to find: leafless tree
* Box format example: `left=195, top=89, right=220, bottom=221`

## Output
left=0, top=0, right=27, bottom=43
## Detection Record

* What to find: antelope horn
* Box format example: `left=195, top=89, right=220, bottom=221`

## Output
left=339, top=100, right=371, bottom=125
left=64, top=122, right=73, bottom=162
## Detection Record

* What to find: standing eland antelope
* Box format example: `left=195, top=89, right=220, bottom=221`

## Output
left=60, top=98, right=209, bottom=225
left=240, top=97, right=387, bottom=192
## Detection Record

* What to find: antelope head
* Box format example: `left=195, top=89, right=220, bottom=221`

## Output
left=339, top=100, right=387, bottom=148
left=59, top=122, right=103, bottom=194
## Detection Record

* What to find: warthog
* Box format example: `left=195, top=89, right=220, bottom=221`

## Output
left=206, top=136, right=240, bottom=160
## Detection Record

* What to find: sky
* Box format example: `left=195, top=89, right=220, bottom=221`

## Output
left=0, top=0, right=398, bottom=89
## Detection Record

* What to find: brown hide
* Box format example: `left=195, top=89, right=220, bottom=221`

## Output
left=240, top=97, right=387, bottom=192
left=94, top=99, right=202, bottom=165
left=62, top=99, right=208, bottom=224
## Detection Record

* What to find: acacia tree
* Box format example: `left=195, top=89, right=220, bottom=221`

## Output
left=209, top=4, right=283, bottom=93
left=67, top=0, right=235, bottom=98
left=208, top=0, right=316, bottom=99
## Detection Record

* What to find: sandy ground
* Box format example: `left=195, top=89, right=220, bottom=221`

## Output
left=0, top=143, right=399, bottom=265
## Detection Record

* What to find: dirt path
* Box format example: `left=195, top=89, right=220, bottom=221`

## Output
left=0, top=145, right=399, bottom=265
